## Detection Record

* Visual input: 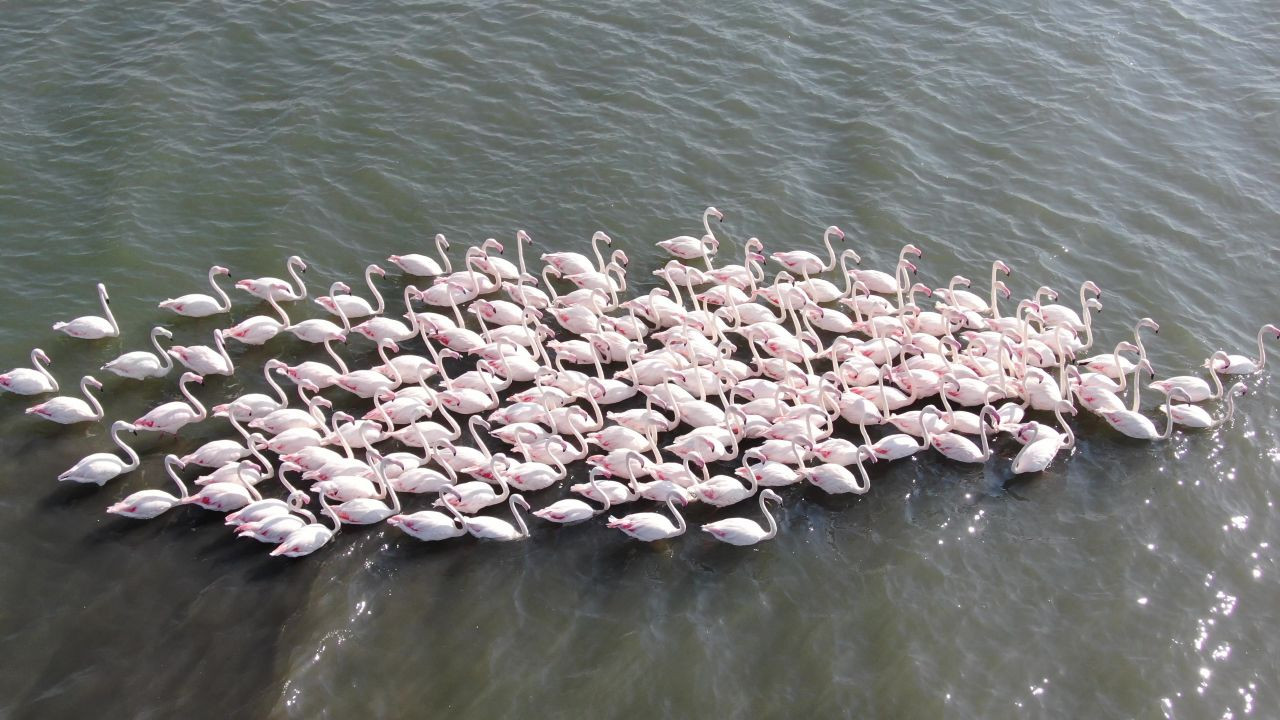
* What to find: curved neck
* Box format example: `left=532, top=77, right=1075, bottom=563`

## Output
left=1256, top=325, right=1270, bottom=370
left=1054, top=404, right=1074, bottom=449
left=1080, top=302, right=1095, bottom=352
left=851, top=453, right=870, bottom=492
left=591, top=235, right=607, bottom=272
left=511, top=496, right=530, bottom=537
left=81, top=378, right=104, bottom=419
left=435, top=236, right=453, bottom=273
left=165, top=457, right=190, bottom=498
left=328, top=288, right=353, bottom=333
left=263, top=363, right=287, bottom=405
left=377, top=342, right=402, bottom=385
left=331, top=414, right=356, bottom=459
left=320, top=496, right=342, bottom=534
left=209, top=268, right=231, bottom=311
left=215, top=332, right=233, bottom=370
left=821, top=228, right=837, bottom=271
left=286, top=260, right=307, bottom=299
left=666, top=496, right=687, bottom=535
left=248, top=436, right=274, bottom=479
left=32, top=350, right=57, bottom=389
left=150, top=330, right=174, bottom=371
left=402, top=287, right=420, bottom=336
left=1218, top=389, right=1239, bottom=427
left=98, top=286, right=119, bottom=334
left=324, top=338, right=349, bottom=374
left=760, top=493, right=778, bottom=540
left=375, top=462, right=401, bottom=513
left=278, top=465, right=303, bottom=499
left=366, top=267, right=386, bottom=314
left=266, top=294, right=290, bottom=326
left=112, top=423, right=141, bottom=470
left=978, top=409, right=993, bottom=460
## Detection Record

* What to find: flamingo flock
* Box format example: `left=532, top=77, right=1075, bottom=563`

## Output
left=2, top=207, right=1275, bottom=556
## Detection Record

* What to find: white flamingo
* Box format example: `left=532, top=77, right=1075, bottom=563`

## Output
left=102, top=327, right=175, bottom=379
left=106, top=454, right=190, bottom=519
left=0, top=349, right=58, bottom=395
left=58, top=421, right=140, bottom=485
left=52, top=283, right=119, bottom=339
left=702, top=489, right=783, bottom=546
left=159, top=266, right=233, bottom=317
left=25, top=375, right=104, bottom=424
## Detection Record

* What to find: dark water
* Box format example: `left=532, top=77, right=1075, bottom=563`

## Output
left=1, top=1, right=1278, bottom=717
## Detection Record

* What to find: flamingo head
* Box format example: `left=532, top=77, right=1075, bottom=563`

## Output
left=707, top=207, right=724, bottom=222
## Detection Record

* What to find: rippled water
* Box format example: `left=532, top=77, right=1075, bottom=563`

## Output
left=2, top=1, right=1278, bottom=717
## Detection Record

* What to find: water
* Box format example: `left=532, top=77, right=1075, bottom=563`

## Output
left=1, top=0, right=1278, bottom=717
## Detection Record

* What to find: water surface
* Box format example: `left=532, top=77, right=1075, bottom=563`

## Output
left=1, top=1, right=1278, bottom=718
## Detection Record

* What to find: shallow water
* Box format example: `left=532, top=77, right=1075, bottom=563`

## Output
left=1, top=0, right=1278, bottom=717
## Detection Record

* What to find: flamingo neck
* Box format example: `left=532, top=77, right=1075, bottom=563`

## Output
left=287, top=260, right=307, bottom=299
left=32, top=350, right=57, bottom=389
left=667, top=496, right=686, bottom=536
left=511, top=495, right=530, bottom=537
left=151, top=330, right=174, bottom=371
left=113, top=423, right=141, bottom=470
left=760, top=493, right=778, bottom=540
left=165, top=457, right=190, bottom=499
left=99, top=286, right=119, bottom=334
left=367, top=267, right=386, bottom=314
left=82, top=379, right=104, bottom=419
left=267, top=295, right=291, bottom=326
left=210, top=268, right=231, bottom=311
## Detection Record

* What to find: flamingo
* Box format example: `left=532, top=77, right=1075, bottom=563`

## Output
left=106, top=455, right=190, bottom=519
left=182, top=461, right=262, bottom=512
left=237, top=255, right=307, bottom=301
left=236, top=496, right=316, bottom=544
left=25, top=375, right=104, bottom=424
left=211, top=360, right=292, bottom=421
left=329, top=458, right=403, bottom=525
left=1148, top=352, right=1225, bottom=403
left=58, top=421, right=140, bottom=485
left=702, top=489, right=783, bottom=546
left=529, top=466, right=609, bottom=520
left=102, top=327, right=174, bottom=379
left=287, top=282, right=351, bottom=343
left=1011, top=404, right=1075, bottom=474
left=459, top=494, right=533, bottom=541
left=223, top=294, right=291, bottom=345
left=315, top=265, right=386, bottom=320
left=607, top=491, right=689, bottom=542
left=658, top=207, right=724, bottom=266
left=168, top=330, right=234, bottom=376
left=389, top=234, right=452, bottom=276
left=52, top=283, right=119, bottom=339
left=1161, top=383, right=1247, bottom=429
left=543, top=231, right=612, bottom=275
left=270, top=495, right=342, bottom=557
left=0, top=349, right=58, bottom=395
left=1207, top=324, right=1280, bottom=375
left=225, top=463, right=310, bottom=526
left=388, top=488, right=469, bottom=542
left=159, top=266, right=233, bottom=317
left=770, top=225, right=844, bottom=275
left=134, top=372, right=206, bottom=433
